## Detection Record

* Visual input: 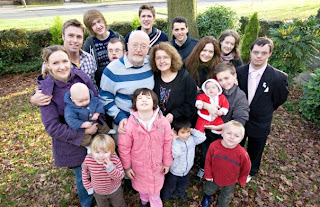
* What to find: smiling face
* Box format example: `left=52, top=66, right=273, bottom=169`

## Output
left=221, top=124, right=244, bottom=149
left=91, top=18, right=106, bottom=36
left=250, top=44, right=272, bottom=69
left=91, top=148, right=112, bottom=164
left=220, top=35, right=236, bottom=55
left=216, top=70, right=237, bottom=91
left=205, top=81, right=219, bottom=97
left=135, top=92, right=154, bottom=112
left=177, top=127, right=191, bottom=142
left=127, top=31, right=150, bottom=66
left=172, top=22, right=188, bottom=45
left=46, top=50, right=71, bottom=82
left=139, top=9, right=155, bottom=32
left=200, top=43, right=214, bottom=63
left=62, top=25, right=84, bottom=54
left=155, top=49, right=172, bottom=73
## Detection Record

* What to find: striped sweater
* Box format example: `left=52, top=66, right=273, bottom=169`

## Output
left=99, top=55, right=154, bottom=124
left=82, top=154, right=124, bottom=195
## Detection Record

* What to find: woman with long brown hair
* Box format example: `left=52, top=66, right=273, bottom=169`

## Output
left=184, top=36, right=221, bottom=90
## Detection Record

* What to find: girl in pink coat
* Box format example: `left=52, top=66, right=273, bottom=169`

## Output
left=118, top=88, right=173, bottom=207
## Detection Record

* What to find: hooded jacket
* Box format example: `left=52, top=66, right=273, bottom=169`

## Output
left=118, top=108, right=173, bottom=195
left=38, top=69, right=97, bottom=167
left=195, top=79, right=229, bottom=133
left=170, top=129, right=206, bottom=176
left=64, top=89, right=105, bottom=131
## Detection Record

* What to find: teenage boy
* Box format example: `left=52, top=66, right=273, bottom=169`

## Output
left=201, top=120, right=251, bottom=207
left=83, top=9, right=124, bottom=88
left=196, top=62, right=249, bottom=181
left=236, top=37, right=289, bottom=183
left=171, top=16, right=198, bottom=60
left=31, top=19, right=97, bottom=106
left=125, top=4, right=168, bottom=47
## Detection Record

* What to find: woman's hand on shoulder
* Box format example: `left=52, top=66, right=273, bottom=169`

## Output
left=30, top=90, right=52, bottom=106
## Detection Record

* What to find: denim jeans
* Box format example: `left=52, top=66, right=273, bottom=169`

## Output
left=73, top=166, right=93, bottom=207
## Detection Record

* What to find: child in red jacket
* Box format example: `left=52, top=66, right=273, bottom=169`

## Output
left=201, top=120, right=251, bottom=207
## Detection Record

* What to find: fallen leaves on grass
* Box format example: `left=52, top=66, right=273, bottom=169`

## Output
left=0, top=73, right=319, bottom=206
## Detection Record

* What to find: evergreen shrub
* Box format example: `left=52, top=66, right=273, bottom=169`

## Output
left=299, top=68, right=320, bottom=125
left=269, top=16, right=320, bottom=78
left=50, top=16, right=63, bottom=45
left=240, top=12, right=260, bottom=63
left=196, top=5, right=239, bottom=38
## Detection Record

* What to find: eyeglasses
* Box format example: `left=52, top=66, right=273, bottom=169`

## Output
left=129, top=43, right=149, bottom=50
left=252, top=51, right=269, bottom=56
left=108, top=49, right=122, bottom=54
left=155, top=56, right=171, bottom=62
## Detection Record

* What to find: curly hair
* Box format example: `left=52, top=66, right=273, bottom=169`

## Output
left=218, top=30, right=241, bottom=60
left=149, top=42, right=183, bottom=73
left=83, top=9, right=108, bottom=36
left=184, top=36, right=221, bottom=86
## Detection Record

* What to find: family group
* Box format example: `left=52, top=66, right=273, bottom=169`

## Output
left=30, top=3, right=289, bottom=207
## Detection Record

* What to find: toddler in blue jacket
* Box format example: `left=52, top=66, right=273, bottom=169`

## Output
left=161, top=119, right=206, bottom=201
left=64, top=83, right=109, bottom=152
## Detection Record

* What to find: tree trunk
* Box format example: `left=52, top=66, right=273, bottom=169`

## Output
left=21, top=0, right=27, bottom=8
left=167, top=0, right=199, bottom=40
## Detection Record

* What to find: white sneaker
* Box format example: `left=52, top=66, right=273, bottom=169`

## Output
left=108, top=129, right=117, bottom=135
left=246, top=175, right=252, bottom=183
left=196, top=168, right=204, bottom=181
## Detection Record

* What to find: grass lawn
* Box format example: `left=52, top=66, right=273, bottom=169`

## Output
left=1, top=0, right=319, bottom=30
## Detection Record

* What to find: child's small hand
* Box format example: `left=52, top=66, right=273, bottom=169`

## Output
left=91, top=112, right=100, bottom=121
left=162, top=166, right=169, bottom=174
left=196, top=103, right=203, bottom=110
left=81, top=121, right=93, bottom=128
left=205, top=178, right=213, bottom=182
left=103, top=157, right=111, bottom=169
left=172, top=129, right=178, bottom=141
left=204, top=125, right=218, bottom=130
left=217, top=110, right=223, bottom=116
left=125, top=169, right=135, bottom=180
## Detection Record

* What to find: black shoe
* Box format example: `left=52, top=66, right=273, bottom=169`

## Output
left=140, top=201, right=150, bottom=207
left=124, top=179, right=133, bottom=193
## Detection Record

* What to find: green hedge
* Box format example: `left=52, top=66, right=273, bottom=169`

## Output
left=0, top=29, right=51, bottom=75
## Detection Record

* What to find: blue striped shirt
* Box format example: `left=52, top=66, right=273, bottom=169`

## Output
left=99, top=55, right=154, bottom=124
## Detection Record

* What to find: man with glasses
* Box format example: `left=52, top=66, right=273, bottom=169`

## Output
left=236, top=37, right=289, bottom=183
left=99, top=30, right=154, bottom=135
left=107, top=38, right=126, bottom=62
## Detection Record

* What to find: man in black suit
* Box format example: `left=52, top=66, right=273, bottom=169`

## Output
left=236, top=37, right=289, bottom=182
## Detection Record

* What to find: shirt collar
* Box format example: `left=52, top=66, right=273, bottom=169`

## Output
left=249, top=63, right=267, bottom=76
left=123, top=54, right=149, bottom=69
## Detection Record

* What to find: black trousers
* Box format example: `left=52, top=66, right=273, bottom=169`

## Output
left=161, top=171, right=189, bottom=200
left=240, top=136, right=267, bottom=176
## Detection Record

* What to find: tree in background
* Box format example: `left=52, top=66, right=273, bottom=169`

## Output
left=197, top=5, right=239, bottom=38
left=167, top=0, right=199, bottom=40
left=21, top=0, right=27, bottom=8
left=240, top=12, right=260, bottom=63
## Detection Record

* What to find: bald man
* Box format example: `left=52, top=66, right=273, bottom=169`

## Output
left=99, top=31, right=154, bottom=133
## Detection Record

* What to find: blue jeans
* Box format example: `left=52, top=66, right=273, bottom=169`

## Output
left=73, top=166, right=93, bottom=207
